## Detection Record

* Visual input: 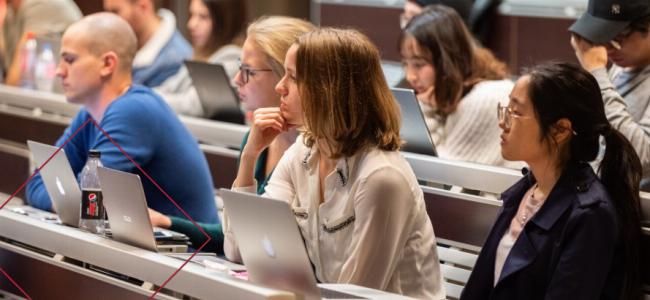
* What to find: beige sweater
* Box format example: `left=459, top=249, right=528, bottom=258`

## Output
left=421, top=79, right=523, bottom=169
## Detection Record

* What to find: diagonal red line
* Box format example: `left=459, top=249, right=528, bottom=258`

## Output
left=87, top=117, right=214, bottom=298
left=2, top=116, right=216, bottom=299
left=0, top=267, right=32, bottom=300
left=88, top=118, right=212, bottom=240
left=0, top=118, right=94, bottom=298
left=0, top=117, right=93, bottom=210
left=150, top=237, right=212, bottom=299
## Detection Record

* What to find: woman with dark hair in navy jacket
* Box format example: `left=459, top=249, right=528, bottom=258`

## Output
left=461, top=62, right=642, bottom=300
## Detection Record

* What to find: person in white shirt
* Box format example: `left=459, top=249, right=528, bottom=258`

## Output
left=400, top=5, right=519, bottom=169
left=224, top=27, right=445, bottom=299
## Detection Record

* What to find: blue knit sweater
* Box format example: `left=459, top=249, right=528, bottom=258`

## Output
left=26, top=85, right=219, bottom=224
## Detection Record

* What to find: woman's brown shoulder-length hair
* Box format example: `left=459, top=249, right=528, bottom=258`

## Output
left=399, top=5, right=508, bottom=117
left=295, top=28, right=402, bottom=158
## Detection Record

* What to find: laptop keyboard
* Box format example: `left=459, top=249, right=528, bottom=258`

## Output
left=319, top=287, right=366, bottom=299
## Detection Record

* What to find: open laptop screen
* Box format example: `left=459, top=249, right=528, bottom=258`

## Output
left=391, top=88, right=438, bottom=157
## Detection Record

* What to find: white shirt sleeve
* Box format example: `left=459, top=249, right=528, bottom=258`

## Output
left=336, top=167, right=416, bottom=289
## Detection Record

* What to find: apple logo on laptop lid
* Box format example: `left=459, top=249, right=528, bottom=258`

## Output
left=261, top=235, right=276, bottom=258
left=55, top=177, right=66, bottom=196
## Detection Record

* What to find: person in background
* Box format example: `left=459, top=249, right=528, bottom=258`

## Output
left=26, top=12, right=218, bottom=225
left=569, top=0, right=650, bottom=191
left=462, top=62, right=642, bottom=300
left=148, top=16, right=315, bottom=254
left=400, top=5, right=517, bottom=168
left=224, top=28, right=444, bottom=299
left=401, top=0, right=472, bottom=29
left=154, top=0, right=246, bottom=117
left=1, top=0, right=81, bottom=85
left=103, top=0, right=191, bottom=88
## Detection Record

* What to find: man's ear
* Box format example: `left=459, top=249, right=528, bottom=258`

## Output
left=99, top=51, right=118, bottom=77
left=551, top=118, right=574, bottom=144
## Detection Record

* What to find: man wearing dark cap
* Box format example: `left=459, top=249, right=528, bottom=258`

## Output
left=570, top=0, right=650, bottom=191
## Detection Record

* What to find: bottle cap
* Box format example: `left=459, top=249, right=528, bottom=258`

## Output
left=89, top=150, right=101, bottom=158
left=25, top=32, right=36, bottom=39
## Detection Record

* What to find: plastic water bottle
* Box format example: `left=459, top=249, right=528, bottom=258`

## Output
left=34, top=43, right=57, bottom=92
left=19, top=32, right=38, bottom=90
left=79, top=150, right=106, bottom=234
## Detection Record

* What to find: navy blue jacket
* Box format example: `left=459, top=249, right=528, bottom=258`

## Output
left=461, top=163, right=624, bottom=300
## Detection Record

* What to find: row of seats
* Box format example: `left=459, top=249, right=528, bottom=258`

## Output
left=0, top=85, right=648, bottom=299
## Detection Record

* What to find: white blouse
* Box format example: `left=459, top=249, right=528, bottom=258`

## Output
left=420, top=79, right=524, bottom=170
left=223, top=136, right=445, bottom=299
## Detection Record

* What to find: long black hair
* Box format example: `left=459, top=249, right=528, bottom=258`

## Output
left=526, top=62, right=642, bottom=300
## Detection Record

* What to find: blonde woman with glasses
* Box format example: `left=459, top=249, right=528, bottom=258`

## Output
left=148, top=16, right=315, bottom=254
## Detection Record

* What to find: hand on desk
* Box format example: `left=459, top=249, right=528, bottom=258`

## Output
left=148, top=208, right=171, bottom=229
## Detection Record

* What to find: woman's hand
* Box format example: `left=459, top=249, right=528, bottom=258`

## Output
left=148, top=208, right=171, bottom=229
left=243, top=107, right=287, bottom=156
left=416, top=86, right=436, bottom=108
left=234, top=107, right=287, bottom=188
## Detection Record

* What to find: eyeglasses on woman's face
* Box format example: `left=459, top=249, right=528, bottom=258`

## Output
left=497, top=102, right=532, bottom=129
left=238, top=59, right=273, bottom=84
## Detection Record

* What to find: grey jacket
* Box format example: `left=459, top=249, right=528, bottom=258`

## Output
left=591, top=66, right=650, bottom=191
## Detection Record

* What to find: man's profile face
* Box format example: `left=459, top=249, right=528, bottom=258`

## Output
left=605, top=29, right=650, bottom=69
left=56, top=32, right=104, bottom=105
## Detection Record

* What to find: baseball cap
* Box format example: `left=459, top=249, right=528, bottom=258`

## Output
left=569, top=0, right=650, bottom=44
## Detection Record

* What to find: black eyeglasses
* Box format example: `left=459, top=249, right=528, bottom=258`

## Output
left=238, top=59, right=273, bottom=84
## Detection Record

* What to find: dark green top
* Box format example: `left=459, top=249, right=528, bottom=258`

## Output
left=168, top=131, right=275, bottom=254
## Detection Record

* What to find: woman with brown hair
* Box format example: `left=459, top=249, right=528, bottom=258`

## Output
left=154, top=0, right=246, bottom=117
left=400, top=5, right=517, bottom=168
left=225, top=28, right=444, bottom=299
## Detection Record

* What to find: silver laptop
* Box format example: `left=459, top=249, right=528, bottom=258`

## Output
left=185, top=60, right=245, bottom=124
left=391, top=88, right=438, bottom=157
left=381, top=60, right=405, bottom=87
left=220, top=189, right=366, bottom=300
left=97, top=167, right=187, bottom=253
left=27, top=140, right=81, bottom=226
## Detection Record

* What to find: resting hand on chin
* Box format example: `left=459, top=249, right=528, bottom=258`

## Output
left=245, top=107, right=287, bottom=155
left=416, top=86, right=436, bottom=108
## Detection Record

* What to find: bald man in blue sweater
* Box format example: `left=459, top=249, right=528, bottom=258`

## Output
left=26, top=13, right=218, bottom=224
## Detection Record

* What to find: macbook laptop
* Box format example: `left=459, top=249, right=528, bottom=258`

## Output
left=97, top=167, right=188, bottom=253
left=220, top=189, right=365, bottom=300
left=185, top=60, right=245, bottom=124
left=27, top=140, right=81, bottom=226
left=381, top=60, right=405, bottom=87
left=391, top=88, right=438, bottom=157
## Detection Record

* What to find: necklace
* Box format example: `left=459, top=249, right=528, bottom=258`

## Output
left=519, top=184, right=542, bottom=226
